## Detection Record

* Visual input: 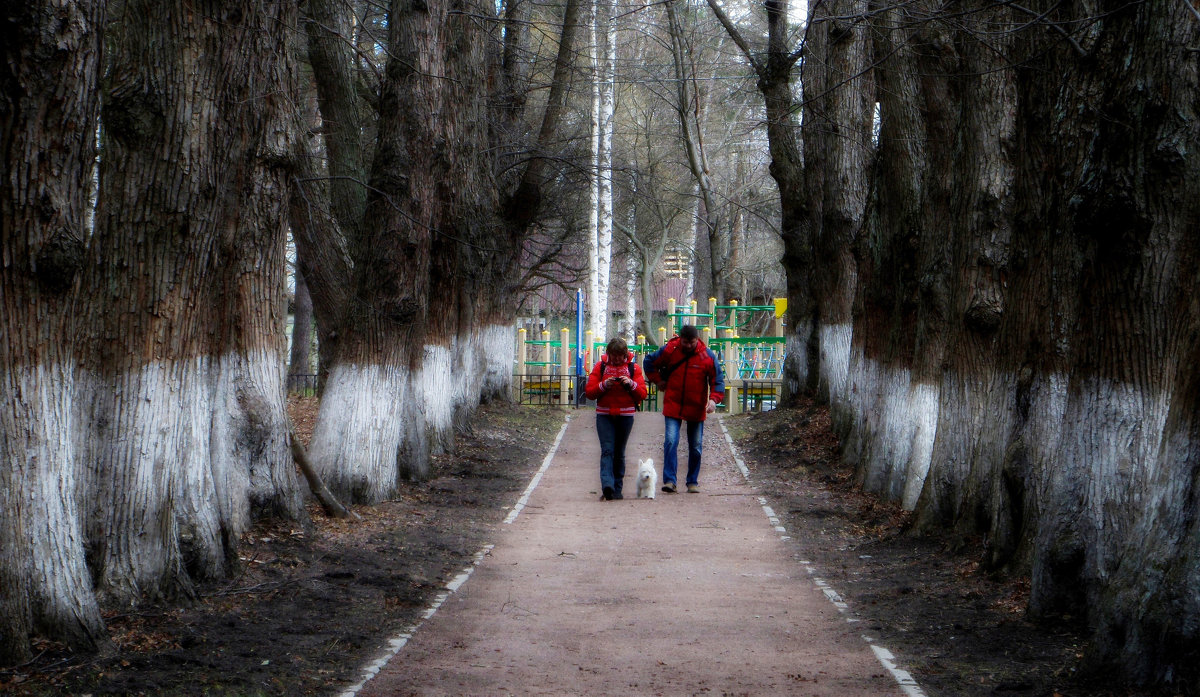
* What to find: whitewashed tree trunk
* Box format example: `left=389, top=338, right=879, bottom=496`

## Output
left=0, top=0, right=109, bottom=662
left=479, top=322, right=516, bottom=402
left=78, top=0, right=304, bottom=604
left=1, top=367, right=106, bottom=660
left=416, top=344, right=456, bottom=461
left=309, top=365, right=409, bottom=501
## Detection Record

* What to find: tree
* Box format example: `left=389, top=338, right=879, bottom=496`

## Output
left=779, top=0, right=1200, bottom=685
left=0, top=0, right=110, bottom=663
left=995, top=1, right=1199, bottom=683
left=290, top=266, right=315, bottom=381
left=705, top=0, right=806, bottom=395
left=296, top=0, right=588, bottom=496
left=78, top=0, right=306, bottom=602
left=665, top=0, right=725, bottom=304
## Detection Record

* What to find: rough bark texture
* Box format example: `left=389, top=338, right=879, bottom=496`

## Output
left=1006, top=1, right=1200, bottom=683
left=814, top=0, right=872, bottom=426
left=0, top=0, right=109, bottom=663
left=79, top=0, right=304, bottom=604
left=705, top=0, right=806, bottom=399
left=801, top=0, right=1200, bottom=687
left=289, top=268, right=315, bottom=378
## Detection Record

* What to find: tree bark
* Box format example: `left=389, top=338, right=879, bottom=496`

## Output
left=799, top=0, right=872, bottom=418
left=706, top=0, right=806, bottom=400
left=290, top=266, right=315, bottom=380
left=0, top=0, right=110, bottom=663
left=1004, top=1, right=1200, bottom=683
left=80, top=0, right=305, bottom=603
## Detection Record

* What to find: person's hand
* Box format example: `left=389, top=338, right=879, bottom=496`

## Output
left=706, top=399, right=717, bottom=413
left=620, top=376, right=634, bottom=389
left=604, top=377, right=616, bottom=389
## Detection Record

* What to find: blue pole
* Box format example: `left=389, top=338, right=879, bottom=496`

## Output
left=575, top=289, right=585, bottom=377
left=575, top=289, right=585, bottom=406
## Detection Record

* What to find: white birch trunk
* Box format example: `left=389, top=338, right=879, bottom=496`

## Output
left=624, top=254, right=637, bottom=343
left=594, top=0, right=615, bottom=341
left=587, top=0, right=602, bottom=342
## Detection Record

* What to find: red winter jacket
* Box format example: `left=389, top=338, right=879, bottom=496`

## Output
left=643, top=337, right=725, bottom=422
left=584, top=358, right=649, bottom=415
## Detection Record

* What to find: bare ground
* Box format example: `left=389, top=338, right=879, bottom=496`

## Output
left=1, top=397, right=1187, bottom=696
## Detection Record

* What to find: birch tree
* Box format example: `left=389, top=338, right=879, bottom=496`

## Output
left=588, top=0, right=616, bottom=342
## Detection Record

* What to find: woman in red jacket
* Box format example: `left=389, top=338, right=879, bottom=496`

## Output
left=584, top=337, right=649, bottom=500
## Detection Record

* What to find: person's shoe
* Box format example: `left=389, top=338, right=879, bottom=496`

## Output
left=661, top=482, right=676, bottom=493
left=686, top=484, right=699, bottom=493
left=602, top=486, right=615, bottom=501
left=613, top=491, right=624, bottom=500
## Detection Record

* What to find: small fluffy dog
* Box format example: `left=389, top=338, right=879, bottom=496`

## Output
left=636, top=458, right=657, bottom=499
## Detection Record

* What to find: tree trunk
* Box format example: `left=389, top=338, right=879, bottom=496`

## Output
left=290, top=267, right=315, bottom=380
left=913, top=2, right=1017, bottom=545
left=0, top=0, right=110, bottom=663
left=1004, top=1, right=1200, bottom=683
left=666, top=0, right=723, bottom=306
left=80, top=0, right=305, bottom=603
left=797, top=0, right=872, bottom=419
left=308, top=0, right=443, bottom=500
left=705, top=0, right=806, bottom=400
left=847, top=0, right=961, bottom=509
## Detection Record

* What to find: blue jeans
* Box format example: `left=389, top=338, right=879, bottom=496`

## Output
left=596, top=414, right=634, bottom=494
left=663, top=417, right=704, bottom=487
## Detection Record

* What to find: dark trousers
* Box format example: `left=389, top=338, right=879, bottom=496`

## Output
left=596, top=413, right=634, bottom=494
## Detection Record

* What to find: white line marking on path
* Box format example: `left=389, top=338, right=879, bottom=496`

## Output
left=717, top=416, right=928, bottom=697
left=338, top=545, right=493, bottom=697
left=504, top=415, right=571, bottom=524
left=340, top=413, right=571, bottom=697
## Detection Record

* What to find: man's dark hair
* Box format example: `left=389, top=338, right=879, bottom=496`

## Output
left=680, top=324, right=699, bottom=340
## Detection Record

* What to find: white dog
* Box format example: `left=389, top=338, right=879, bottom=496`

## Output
left=636, top=458, right=657, bottom=499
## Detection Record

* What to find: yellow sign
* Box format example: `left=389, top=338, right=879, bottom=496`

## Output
left=773, top=298, right=787, bottom=318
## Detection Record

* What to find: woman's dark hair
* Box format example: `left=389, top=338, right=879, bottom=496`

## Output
left=606, top=337, right=629, bottom=355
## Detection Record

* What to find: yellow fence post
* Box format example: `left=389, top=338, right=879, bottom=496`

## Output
left=729, top=299, right=739, bottom=337
left=658, top=326, right=667, bottom=346
left=724, top=329, right=739, bottom=415
left=517, top=328, right=527, bottom=400
left=541, top=330, right=551, bottom=379
left=560, top=327, right=571, bottom=405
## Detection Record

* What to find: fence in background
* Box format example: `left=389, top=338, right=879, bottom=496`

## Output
left=287, top=373, right=320, bottom=396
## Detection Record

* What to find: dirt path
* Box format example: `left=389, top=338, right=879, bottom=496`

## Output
left=348, top=413, right=920, bottom=696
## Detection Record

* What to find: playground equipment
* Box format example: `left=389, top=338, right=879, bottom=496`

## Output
left=515, top=296, right=787, bottom=413
left=513, top=328, right=659, bottom=409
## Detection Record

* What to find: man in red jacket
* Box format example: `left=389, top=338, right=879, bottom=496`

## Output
left=643, top=325, right=725, bottom=493
left=584, top=338, right=649, bottom=500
